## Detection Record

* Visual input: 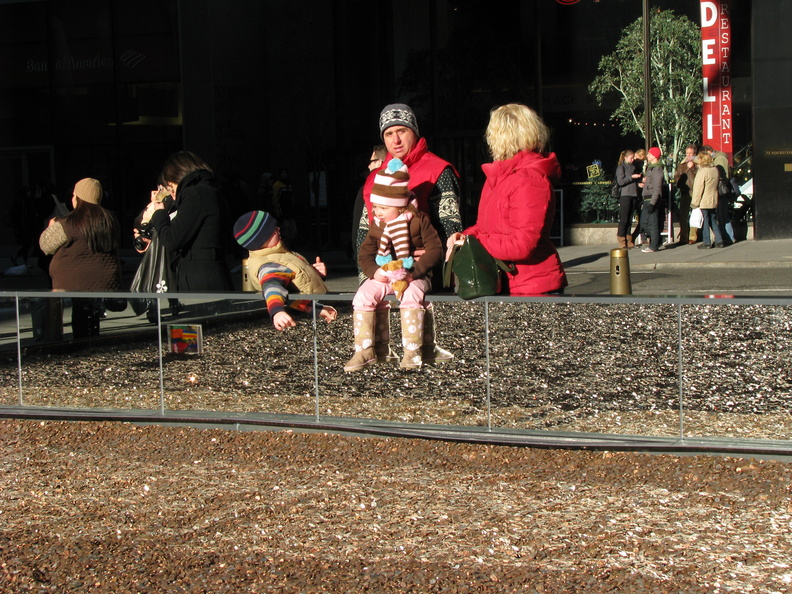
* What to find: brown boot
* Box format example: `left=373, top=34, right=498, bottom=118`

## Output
left=374, top=308, right=398, bottom=364
left=343, top=311, right=377, bottom=372
left=400, top=308, right=425, bottom=369
left=617, top=236, right=627, bottom=248
left=626, top=234, right=635, bottom=248
left=421, top=304, right=453, bottom=364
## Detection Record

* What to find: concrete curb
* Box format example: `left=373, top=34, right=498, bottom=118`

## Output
left=567, top=260, right=792, bottom=273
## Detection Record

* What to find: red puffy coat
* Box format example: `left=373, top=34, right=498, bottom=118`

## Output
left=465, top=150, right=567, bottom=296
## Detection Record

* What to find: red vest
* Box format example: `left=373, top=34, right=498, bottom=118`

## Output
left=363, top=137, right=458, bottom=223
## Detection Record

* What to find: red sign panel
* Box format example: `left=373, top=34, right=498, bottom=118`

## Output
left=700, top=0, right=733, bottom=163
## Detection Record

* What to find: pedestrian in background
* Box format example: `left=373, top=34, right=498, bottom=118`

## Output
left=630, top=148, right=647, bottom=246
left=674, top=143, right=700, bottom=245
left=638, top=147, right=665, bottom=253
left=691, top=150, right=724, bottom=249
left=614, top=150, right=642, bottom=248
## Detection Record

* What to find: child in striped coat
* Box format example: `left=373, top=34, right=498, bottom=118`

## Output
left=233, top=210, right=337, bottom=331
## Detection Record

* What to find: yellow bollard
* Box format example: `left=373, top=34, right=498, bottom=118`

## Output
left=241, top=258, right=258, bottom=292
left=609, top=248, right=632, bottom=295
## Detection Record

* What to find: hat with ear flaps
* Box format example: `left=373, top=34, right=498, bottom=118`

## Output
left=73, top=178, right=103, bottom=205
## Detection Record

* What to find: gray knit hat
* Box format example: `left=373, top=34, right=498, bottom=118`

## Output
left=378, top=103, right=419, bottom=139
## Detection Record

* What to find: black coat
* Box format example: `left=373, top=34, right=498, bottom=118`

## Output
left=150, top=170, right=233, bottom=292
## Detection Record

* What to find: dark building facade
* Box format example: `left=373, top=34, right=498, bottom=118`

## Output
left=1, top=0, right=782, bottom=254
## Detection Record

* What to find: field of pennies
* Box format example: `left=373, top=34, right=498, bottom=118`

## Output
left=2, top=299, right=792, bottom=591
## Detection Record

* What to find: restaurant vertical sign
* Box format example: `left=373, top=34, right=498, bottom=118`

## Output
left=700, top=0, right=733, bottom=163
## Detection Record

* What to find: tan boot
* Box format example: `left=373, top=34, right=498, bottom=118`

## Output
left=626, top=234, right=635, bottom=248
left=421, top=304, right=453, bottom=364
left=343, top=311, right=377, bottom=372
left=400, top=308, right=425, bottom=369
left=617, top=235, right=627, bottom=248
left=374, top=308, right=398, bottom=364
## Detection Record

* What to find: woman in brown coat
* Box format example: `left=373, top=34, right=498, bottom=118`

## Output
left=39, top=178, right=121, bottom=337
left=690, top=151, right=724, bottom=249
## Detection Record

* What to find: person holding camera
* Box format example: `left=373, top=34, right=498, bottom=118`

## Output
left=140, top=151, right=233, bottom=292
left=131, top=180, right=181, bottom=322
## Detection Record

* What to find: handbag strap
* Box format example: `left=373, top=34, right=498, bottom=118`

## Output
left=497, top=258, right=517, bottom=274
left=442, top=243, right=459, bottom=289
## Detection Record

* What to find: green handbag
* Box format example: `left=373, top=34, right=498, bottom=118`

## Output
left=443, top=235, right=516, bottom=299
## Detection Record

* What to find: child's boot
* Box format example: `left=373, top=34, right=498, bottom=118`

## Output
left=343, top=311, right=377, bottom=372
left=374, top=308, right=398, bottom=364
left=421, top=303, right=453, bottom=364
left=400, top=307, right=425, bottom=369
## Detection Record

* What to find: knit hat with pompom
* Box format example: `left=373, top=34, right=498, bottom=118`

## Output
left=370, top=159, right=411, bottom=208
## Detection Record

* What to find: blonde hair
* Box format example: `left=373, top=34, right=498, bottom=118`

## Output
left=698, top=151, right=713, bottom=166
left=635, top=148, right=647, bottom=160
left=486, top=104, right=550, bottom=161
left=617, top=150, right=634, bottom=166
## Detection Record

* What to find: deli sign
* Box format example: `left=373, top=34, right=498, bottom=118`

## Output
left=700, top=0, right=732, bottom=163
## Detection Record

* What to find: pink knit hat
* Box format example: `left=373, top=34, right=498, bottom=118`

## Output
left=648, top=147, right=662, bottom=160
left=370, top=159, right=411, bottom=208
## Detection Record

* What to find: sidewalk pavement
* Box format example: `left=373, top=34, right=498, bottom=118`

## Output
left=303, top=237, right=792, bottom=293
left=554, top=237, right=792, bottom=273
left=1, top=238, right=791, bottom=295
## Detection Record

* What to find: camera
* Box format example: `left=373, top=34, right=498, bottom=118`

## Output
left=153, top=187, right=170, bottom=203
left=133, top=223, right=154, bottom=252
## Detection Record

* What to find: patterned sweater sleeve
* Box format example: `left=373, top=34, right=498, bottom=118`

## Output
left=256, top=261, right=319, bottom=318
left=427, top=166, right=462, bottom=244
left=355, top=207, right=370, bottom=284
left=39, top=221, right=68, bottom=255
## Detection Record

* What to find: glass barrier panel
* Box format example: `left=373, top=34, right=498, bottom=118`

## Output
left=487, top=301, right=681, bottom=437
left=317, top=300, right=490, bottom=427
left=0, top=296, right=19, bottom=405
left=159, top=296, right=318, bottom=416
left=19, top=295, right=162, bottom=410
left=6, top=291, right=792, bottom=449
left=0, top=296, right=19, bottom=350
left=681, top=303, right=792, bottom=441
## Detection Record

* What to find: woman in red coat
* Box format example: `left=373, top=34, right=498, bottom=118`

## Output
left=447, top=103, right=567, bottom=295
